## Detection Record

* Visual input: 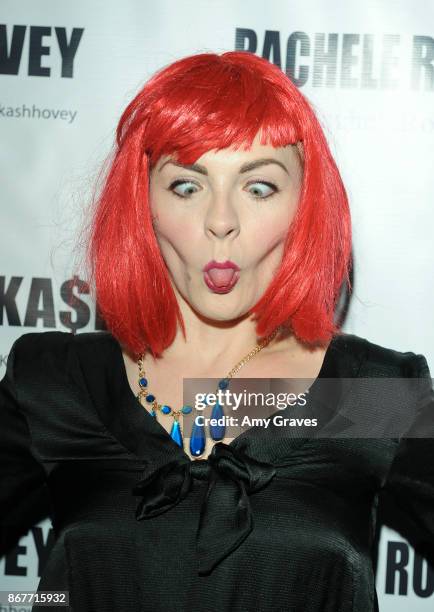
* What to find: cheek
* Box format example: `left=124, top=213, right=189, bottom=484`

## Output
left=151, top=205, right=202, bottom=264
left=150, top=190, right=196, bottom=241
left=153, top=213, right=199, bottom=246
left=248, top=205, right=295, bottom=250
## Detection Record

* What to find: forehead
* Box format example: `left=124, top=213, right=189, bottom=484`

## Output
left=156, top=134, right=302, bottom=173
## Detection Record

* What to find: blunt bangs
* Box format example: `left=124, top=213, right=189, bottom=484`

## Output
left=118, top=51, right=301, bottom=167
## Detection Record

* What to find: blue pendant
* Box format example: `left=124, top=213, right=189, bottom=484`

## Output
left=218, top=377, right=230, bottom=390
left=170, top=419, right=183, bottom=448
left=209, top=401, right=225, bottom=440
left=189, top=419, right=206, bottom=457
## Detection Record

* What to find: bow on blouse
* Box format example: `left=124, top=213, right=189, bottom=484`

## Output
left=132, top=442, right=276, bottom=575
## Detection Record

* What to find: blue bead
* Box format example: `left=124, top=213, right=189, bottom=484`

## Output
left=209, top=402, right=225, bottom=441
left=139, top=377, right=148, bottom=388
left=181, top=405, right=192, bottom=414
left=145, top=394, right=155, bottom=403
left=150, top=408, right=157, bottom=418
left=170, top=420, right=183, bottom=448
left=189, top=419, right=206, bottom=456
left=161, top=405, right=171, bottom=414
left=218, top=378, right=230, bottom=390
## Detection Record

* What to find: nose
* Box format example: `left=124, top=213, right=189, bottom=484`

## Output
left=204, top=192, right=241, bottom=240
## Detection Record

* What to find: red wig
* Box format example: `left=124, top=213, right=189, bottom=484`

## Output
left=84, top=51, right=352, bottom=358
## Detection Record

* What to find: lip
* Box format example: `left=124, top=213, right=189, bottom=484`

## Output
left=203, top=260, right=240, bottom=273
left=202, top=259, right=241, bottom=293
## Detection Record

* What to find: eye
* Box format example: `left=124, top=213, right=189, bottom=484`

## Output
left=246, top=181, right=279, bottom=200
left=168, top=179, right=201, bottom=198
left=167, top=179, right=279, bottom=200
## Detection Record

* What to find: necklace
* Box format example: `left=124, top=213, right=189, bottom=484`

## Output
left=136, top=326, right=281, bottom=457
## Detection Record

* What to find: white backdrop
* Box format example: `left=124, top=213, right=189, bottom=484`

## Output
left=1, top=1, right=433, bottom=610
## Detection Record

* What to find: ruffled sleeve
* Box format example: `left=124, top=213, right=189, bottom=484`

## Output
left=0, top=335, right=52, bottom=558
left=378, top=354, right=434, bottom=557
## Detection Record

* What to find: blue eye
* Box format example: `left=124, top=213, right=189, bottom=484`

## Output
left=169, top=180, right=200, bottom=198
left=168, top=179, right=279, bottom=200
left=247, top=181, right=278, bottom=199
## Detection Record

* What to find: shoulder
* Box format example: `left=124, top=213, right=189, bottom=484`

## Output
left=333, top=331, right=429, bottom=378
left=334, top=333, right=432, bottom=434
left=4, top=331, right=133, bottom=462
left=8, top=330, right=119, bottom=385
left=8, top=331, right=74, bottom=380
left=9, top=330, right=115, bottom=359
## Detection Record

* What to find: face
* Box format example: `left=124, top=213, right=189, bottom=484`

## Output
left=148, top=131, right=303, bottom=322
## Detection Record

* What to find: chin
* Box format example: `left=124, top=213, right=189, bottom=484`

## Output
left=192, top=301, right=251, bottom=322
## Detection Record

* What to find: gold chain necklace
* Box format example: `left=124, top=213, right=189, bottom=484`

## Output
left=136, top=325, right=281, bottom=457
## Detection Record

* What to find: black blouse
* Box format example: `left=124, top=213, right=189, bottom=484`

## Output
left=0, top=330, right=433, bottom=612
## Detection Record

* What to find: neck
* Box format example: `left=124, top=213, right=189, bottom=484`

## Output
left=151, top=297, right=297, bottom=372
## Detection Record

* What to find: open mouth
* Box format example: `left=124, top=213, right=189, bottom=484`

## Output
left=203, top=268, right=240, bottom=293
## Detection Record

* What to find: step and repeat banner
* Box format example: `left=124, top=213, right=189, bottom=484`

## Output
left=1, top=1, right=433, bottom=610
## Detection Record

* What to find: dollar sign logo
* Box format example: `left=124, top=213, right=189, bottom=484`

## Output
left=60, top=275, right=90, bottom=334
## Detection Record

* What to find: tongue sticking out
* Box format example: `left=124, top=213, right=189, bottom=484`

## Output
left=206, top=268, right=235, bottom=287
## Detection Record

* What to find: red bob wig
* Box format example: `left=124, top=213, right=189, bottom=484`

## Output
left=84, top=51, right=352, bottom=358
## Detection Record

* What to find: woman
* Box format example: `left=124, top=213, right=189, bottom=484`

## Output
left=1, top=51, right=433, bottom=612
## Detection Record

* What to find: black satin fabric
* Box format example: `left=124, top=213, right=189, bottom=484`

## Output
left=0, top=330, right=433, bottom=612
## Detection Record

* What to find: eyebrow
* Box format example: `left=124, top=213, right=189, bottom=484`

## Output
left=158, top=157, right=289, bottom=175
